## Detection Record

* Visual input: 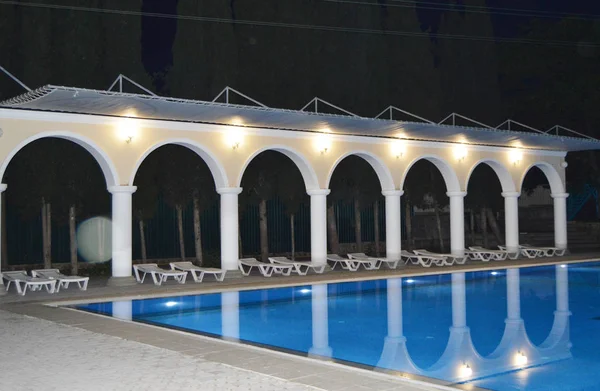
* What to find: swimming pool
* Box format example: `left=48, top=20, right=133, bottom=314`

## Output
left=75, top=262, right=600, bottom=390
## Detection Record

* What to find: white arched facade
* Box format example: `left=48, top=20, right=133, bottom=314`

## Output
left=0, top=108, right=571, bottom=284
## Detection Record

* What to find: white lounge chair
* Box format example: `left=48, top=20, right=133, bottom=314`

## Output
left=496, top=245, right=521, bottom=259
left=238, top=258, right=294, bottom=277
left=326, top=254, right=380, bottom=271
left=401, top=250, right=446, bottom=267
left=133, top=264, right=187, bottom=286
left=348, top=253, right=399, bottom=269
left=521, top=244, right=567, bottom=257
left=269, top=257, right=326, bottom=276
left=499, top=245, right=542, bottom=259
left=31, top=269, right=89, bottom=292
left=2, top=271, right=57, bottom=296
left=170, top=262, right=226, bottom=282
left=413, top=249, right=467, bottom=265
left=467, top=247, right=508, bottom=261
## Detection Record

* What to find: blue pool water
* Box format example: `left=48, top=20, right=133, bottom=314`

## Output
left=75, top=262, right=600, bottom=390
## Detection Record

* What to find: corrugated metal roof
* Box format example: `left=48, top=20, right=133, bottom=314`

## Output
left=1, top=85, right=598, bottom=152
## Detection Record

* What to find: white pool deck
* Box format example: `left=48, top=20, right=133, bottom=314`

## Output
left=2, top=253, right=598, bottom=391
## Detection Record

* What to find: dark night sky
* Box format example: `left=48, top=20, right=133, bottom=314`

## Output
left=139, top=0, right=600, bottom=84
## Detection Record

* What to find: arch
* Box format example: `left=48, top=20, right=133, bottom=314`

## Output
left=519, top=161, right=565, bottom=195
left=236, top=145, right=320, bottom=191
left=129, top=139, right=229, bottom=188
left=0, top=131, right=119, bottom=187
left=400, top=155, right=461, bottom=193
left=325, top=150, right=395, bottom=191
left=465, top=158, right=516, bottom=193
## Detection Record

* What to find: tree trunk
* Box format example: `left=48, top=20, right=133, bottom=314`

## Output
left=258, top=198, right=269, bottom=262
left=327, top=203, right=340, bottom=254
left=193, top=194, right=203, bottom=265
left=176, top=204, right=185, bottom=260
left=41, top=201, right=46, bottom=265
left=469, top=209, right=475, bottom=246
left=138, top=219, right=147, bottom=262
left=486, top=208, right=503, bottom=244
left=480, top=207, right=488, bottom=248
left=353, top=197, right=362, bottom=252
left=405, top=200, right=413, bottom=250
left=69, top=205, right=77, bottom=275
left=238, top=229, right=243, bottom=259
left=434, top=206, right=444, bottom=252
left=41, top=200, right=52, bottom=269
left=290, top=213, right=295, bottom=261
left=374, top=200, right=380, bottom=256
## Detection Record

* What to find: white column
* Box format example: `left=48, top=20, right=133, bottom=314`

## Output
left=451, top=272, right=467, bottom=328
left=383, top=190, right=403, bottom=261
left=108, top=186, right=136, bottom=282
left=222, top=291, right=240, bottom=340
left=551, top=193, right=569, bottom=250
left=447, top=192, right=466, bottom=256
left=502, top=192, right=520, bottom=255
left=506, top=268, right=521, bottom=320
left=0, top=183, right=6, bottom=294
left=217, top=187, right=243, bottom=273
left=307, top=189, right=330, bottom=266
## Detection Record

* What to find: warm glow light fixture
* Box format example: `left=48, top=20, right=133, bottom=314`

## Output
left=515, top=351, right=528, bottom=366
left=225, top=128, right=244, bottom=150
left=117, top=110, right=139, bottom=144
left=454, top=144, right=468, bottom=161
left=315, top=133, right=332, bottom=155
left=459, top=363, right=473, bottom=377
left=509, top=149, right=523, bottom=165
left=391, top=140, right=406, bottom=158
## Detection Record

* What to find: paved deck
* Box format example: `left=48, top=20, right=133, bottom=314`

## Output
left=2, top=253, right=598, bottom=391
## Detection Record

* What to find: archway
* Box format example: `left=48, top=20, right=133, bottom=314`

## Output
left=1, top=137, right=112, bottom=275
left=131, top=144, right=219, bottom=267
left=518, top=165, right=558, bottom=247
left=327, top=155, right=384, bottom=256
left=239, top=150, right=309, bottom=264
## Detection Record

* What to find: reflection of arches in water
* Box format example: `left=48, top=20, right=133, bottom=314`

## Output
left=377, top=268, right=572, bottom=383
left=222, top=291, right=239, bottom=340
left=309, top=284, right=332, bottom=358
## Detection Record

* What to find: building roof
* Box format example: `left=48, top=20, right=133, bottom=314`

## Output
left=1, top=85, right=598, bottom=152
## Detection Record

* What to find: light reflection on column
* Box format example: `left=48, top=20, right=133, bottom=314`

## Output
left=309, top=284, right=332, bottom=358
left=221, top=291, right=240, bottom=341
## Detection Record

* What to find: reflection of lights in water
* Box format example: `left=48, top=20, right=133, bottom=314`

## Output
left=515, top=351, right=528, bottom=366
left=405, top=279, right=415, bottom=283
left=491, top=271, right=499, bottom=276
left=560, top=264, right=567, bottom=268
left=299, top=288, right=311, bottom=294
left=76, top=217, right=112, bottom=263
left=165, top=301, right=178, bottom=307
left=459, top=363, right=473, bottom=377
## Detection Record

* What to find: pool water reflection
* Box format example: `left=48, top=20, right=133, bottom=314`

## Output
left=75, top=262, right=600, bottom=390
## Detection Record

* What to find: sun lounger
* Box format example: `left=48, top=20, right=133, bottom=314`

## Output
left=521, top=244, right=566, bottom=257
left=497, top=245, right=521, bottom=259
left=238, top=258, right=294, bottom=277
left=133, top=264, right=187, bottom=286
left=326, top=254, right=380, bottom=271
left=413, top=249, right=467, bottom=265
left=401, top=250, right=446, bottom=267
left=31, top=269, right=89, bottom=292
left=499, top=245, right=542, bottom=259
left=2, top=271, right=57, bottom=296
left=348, top=253, right=399, bottom=269
left=269, top=257, right=326, bottom=276
left=467, top=247, right=508, bottom=261
left=170, top=262, right=226, bottom=282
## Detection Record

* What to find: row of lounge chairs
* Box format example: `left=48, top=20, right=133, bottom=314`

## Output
left=2, top=269, right=89, bottom=296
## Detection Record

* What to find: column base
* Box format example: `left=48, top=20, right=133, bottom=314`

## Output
left=107, top=276, right=137, bottom=287
left=223, top=269, right=244, bottom=279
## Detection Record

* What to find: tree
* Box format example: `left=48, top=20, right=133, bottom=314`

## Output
left=466, top=165, right=504, bottom=246
left=277, top=158, right=307, bottom=261
left=133, top=158, right=159, bottom=262
left=189, top=162, right=217, bottom=266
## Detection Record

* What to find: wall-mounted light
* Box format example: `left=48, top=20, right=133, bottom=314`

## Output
left=454, top=144, right=468, bottom=161
left=509, top=149, right=523, bottom=165
left=459, top=363, right=473, bottom=377
left=225, top=128, right=244, bottom=150
left=315, top=133, right=332, bottom=155
left=391, top=140, right=406, bottom=159
left=514, top=351, right=528, bottom=366
left=561, top=161, right=568, bottom=168
left=117, top=111, right=139, bottom=144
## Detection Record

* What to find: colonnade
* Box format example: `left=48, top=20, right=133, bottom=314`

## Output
left=0, top=174, right=569, bottom=284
